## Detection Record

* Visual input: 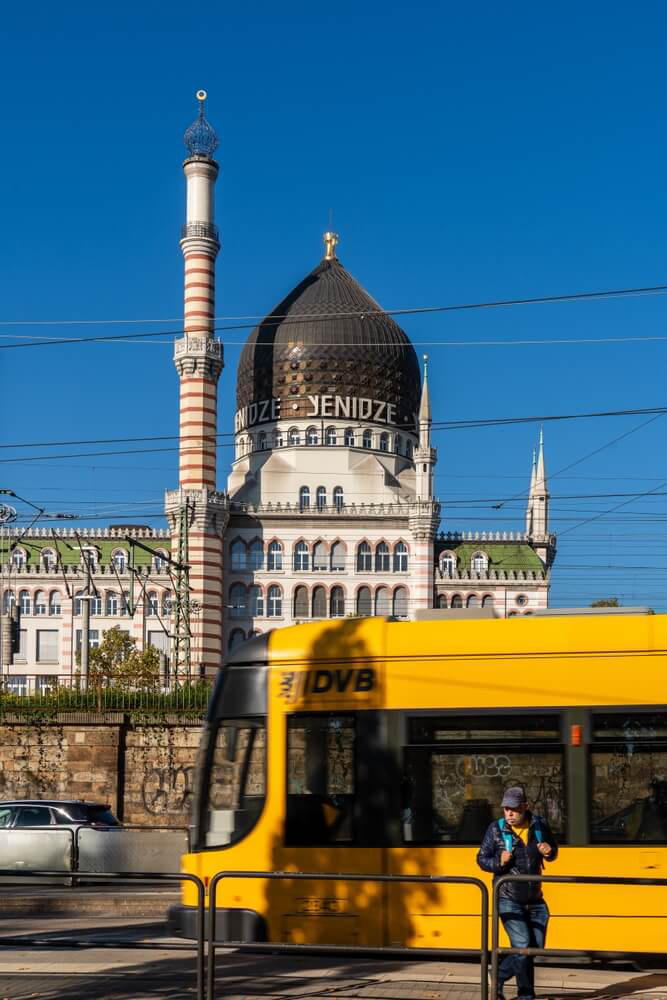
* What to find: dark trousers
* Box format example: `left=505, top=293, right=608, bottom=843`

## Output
left=497, top=898, right=549, bottom=999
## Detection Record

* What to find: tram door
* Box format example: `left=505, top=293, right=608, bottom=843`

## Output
left=278, top=711, right=385, bottom=947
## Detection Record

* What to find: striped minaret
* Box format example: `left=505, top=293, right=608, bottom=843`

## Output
left=165, top=91, right=229, bottom=677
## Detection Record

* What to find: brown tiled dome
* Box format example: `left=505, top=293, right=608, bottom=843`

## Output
left=236, top=253, right=421, bottom=431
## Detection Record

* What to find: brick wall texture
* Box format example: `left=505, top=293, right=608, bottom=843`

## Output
left=0, top=718, right=202, bottom=825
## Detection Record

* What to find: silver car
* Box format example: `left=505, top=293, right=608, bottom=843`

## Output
left=0, top=799, right=120, bottom=830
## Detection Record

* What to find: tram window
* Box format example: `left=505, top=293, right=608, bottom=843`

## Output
left=286, top=714, right=356, bottom=845
left=402, top=714, right=565, bottom=845
left=591, top=712, right=667, bottom=843
left=205, top=718, right=266, bottom=848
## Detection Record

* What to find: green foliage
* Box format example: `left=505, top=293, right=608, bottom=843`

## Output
left=591, top=598, right=621, bottom=607
left=88, top=626, right=159, bottom=690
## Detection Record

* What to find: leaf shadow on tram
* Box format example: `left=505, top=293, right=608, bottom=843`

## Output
left=263, top=616, right=445, bottom=951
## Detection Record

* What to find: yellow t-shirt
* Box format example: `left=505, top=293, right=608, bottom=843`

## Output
left=511, top=820, right=530, bottom=846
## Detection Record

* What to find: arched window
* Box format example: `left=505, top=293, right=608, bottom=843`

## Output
left=306, top=426, right=318, bottom=446
left=248, top=539, right=264, bottom=570
left=106, top=591, right=118, bottom=616
left=312, top=586, right=326, bottom=618
left=406, top=440, right=414, bottom=459
left=330, top=586, right=345, bottom=618
left=249, top=585, right=264, bottom=617
left=344, top=428, right=355, bottom=447
left=2, top=590, right=15, bottom=614
left=293, top=585, right=309, bottom=619
left=91, top=594, right=102, bottom=615
left=380, top=432, right=389, bottom=452
left=441, top=552, right=455, bottom=575
left=357, top=542, right=372, bottom=572
left=48, top=590, right=61, bottom=616
left=12, top=549, right=25, bottom=570
left=450, top=594, right=463, bottom=608
left=467, top=594, right=479, bottom=608
left=41, top=549, right=55, bottom=571
left=162, top=592, right=173, bottom=616
left=471, top=551, right=488, bottom=574
left=112, top=550, right=127, bottom=574
left=362, top=430, right=372, bottom=449
left=316, top=486, right=326, bottom=511
left=230, top=539, right=247, bottom=571
left=268, top=540, right=283, bottom=571
left=34, top=590, right=47, bottom=615
left=294, top=541, right=309, bottom=571
left=330, top=541, right=345, bottom=571
left=333, top=486, right=344, bottom=511
left=375, top=542, right=390, bottom=572
left=394, top=434, right=403, bottom=454
left=267, top=585, right=282, bottom=617
left=325, top=426, right=337, bottom=446
left=437, top=594, right=447, bottom=609
left=154, top=551, right=167, bottom=572
left=73, top=590, right=83, bottom=616
left=288, top=427, right=300, bottom=446
left=375, top=586, right=391, bottom=616
left=274, top=430, right=284, bottom=448
left=147, top=592, right=158, bottom=616
left=19, top=590, right=31, bottom=615
left=482, top=595, right=494, bottom=608
left=357, top=586, right=372, bottom=616
left=229, top=582, right=246, bottom=618
left=312, top=542, right=326, bottom=571
left=258, top=432, right=267, bottom=450
left=393, top=586, right=408, bottom=619
left=393, top=542, right=408, bottom=572
left=228, top=629, right=245, bottom=651
left=299, top=486, right=310, bottom=511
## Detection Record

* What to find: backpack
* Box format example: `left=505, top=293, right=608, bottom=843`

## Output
left=498, top=816, right=543, bottom=853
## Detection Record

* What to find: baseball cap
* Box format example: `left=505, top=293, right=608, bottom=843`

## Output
left=501, top=786, right=526, bottom=809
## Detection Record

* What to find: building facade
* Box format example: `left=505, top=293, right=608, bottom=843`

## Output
left=0, top=94, right=556, bottom=685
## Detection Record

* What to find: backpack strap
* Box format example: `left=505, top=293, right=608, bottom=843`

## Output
left=498, top=817, right=514, bottom=853
left=533, top=819, right=544, bottom=843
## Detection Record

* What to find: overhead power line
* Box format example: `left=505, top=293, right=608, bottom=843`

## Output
left=3, top=279, right=667, bottom=349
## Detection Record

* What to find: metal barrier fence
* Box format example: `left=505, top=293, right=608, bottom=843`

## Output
left=0, top=868, right=207, bottom=1000
left=0, top=825, right=188, bottom=878
left=491, top=873, right=667, bottom=999
left=208, top=870, right=490, bottom=1000
left=0, top=675, right=212, bottom=713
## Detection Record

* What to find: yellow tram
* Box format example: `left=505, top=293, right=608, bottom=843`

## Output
left=177, top=610, right=667, bottom=953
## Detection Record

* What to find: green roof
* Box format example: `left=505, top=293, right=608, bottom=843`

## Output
left=0, top=533, right=171, bottom=568
left=436, top=540, right=545, bottom=575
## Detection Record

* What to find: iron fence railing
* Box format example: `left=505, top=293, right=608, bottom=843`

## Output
left=491, top=873, right=667, bottom=999
left=208, top=870, right=490, bottom=1000
left=0, top=674, right=212, bottom=713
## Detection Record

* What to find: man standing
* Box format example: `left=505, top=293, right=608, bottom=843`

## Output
left=477, top=786, right=559, bottom=1000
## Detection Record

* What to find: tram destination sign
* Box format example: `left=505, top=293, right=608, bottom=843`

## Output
left=235, top=395, right=405, bottom=432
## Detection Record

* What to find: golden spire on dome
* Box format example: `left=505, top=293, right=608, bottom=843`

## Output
left=323, top=231, right=339, bottom=260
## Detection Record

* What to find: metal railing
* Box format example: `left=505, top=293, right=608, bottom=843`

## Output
left=0, top=674, right=212, bottom=712
left=0, top=869, right=206, bottom=1000
left=491, top=873, right=667, bottom=999
left=208, top=870, right=489, bottom=1000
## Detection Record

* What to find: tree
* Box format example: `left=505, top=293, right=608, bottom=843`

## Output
left=591, top=598, right=621, bottom=607
left=88, top=626, right=159, bottom=688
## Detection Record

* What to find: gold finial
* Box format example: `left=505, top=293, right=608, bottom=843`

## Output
left=323, top=231, right=339, bottom=260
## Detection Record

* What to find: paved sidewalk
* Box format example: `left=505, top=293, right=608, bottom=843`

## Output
left=2, top=947, right=667, bottom=1000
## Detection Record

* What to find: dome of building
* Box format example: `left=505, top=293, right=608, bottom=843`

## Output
left=236, top=236, right=421, bottom=432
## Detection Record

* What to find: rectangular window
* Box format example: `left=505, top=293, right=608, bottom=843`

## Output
left=6, top=675, right=27, bottom=695
left=402, top=713, right=565, bottom=844
left=205, top=719, right=266, bottom=848
left=14, top=628, right=27, bottom=662
left=286, top=714, right=356, bottom=845
left=591, top=712, right=667, bottom=843
left=36, top=629, right=59, bottom=663
left=75, top=629, right=100, bottom=652
left=147, top=630, right=169, bottom=652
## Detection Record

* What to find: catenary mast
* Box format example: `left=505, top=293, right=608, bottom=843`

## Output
left=165, top=91, right=228, bottom=677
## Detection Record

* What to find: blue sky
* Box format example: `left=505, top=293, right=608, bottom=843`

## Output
left=2, top=1, right=667, bottom=607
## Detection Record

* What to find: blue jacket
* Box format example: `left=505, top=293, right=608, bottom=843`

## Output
left=476, top=811, right=559, bottom=903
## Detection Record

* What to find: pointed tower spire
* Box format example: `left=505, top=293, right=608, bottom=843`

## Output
left=419, top=354, right=432, bottom=425
left=531, top=426, right=550, bottom=540
left=416, top=355, right=435, bottom=500
left=525, top=447, right=537, bottom=535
